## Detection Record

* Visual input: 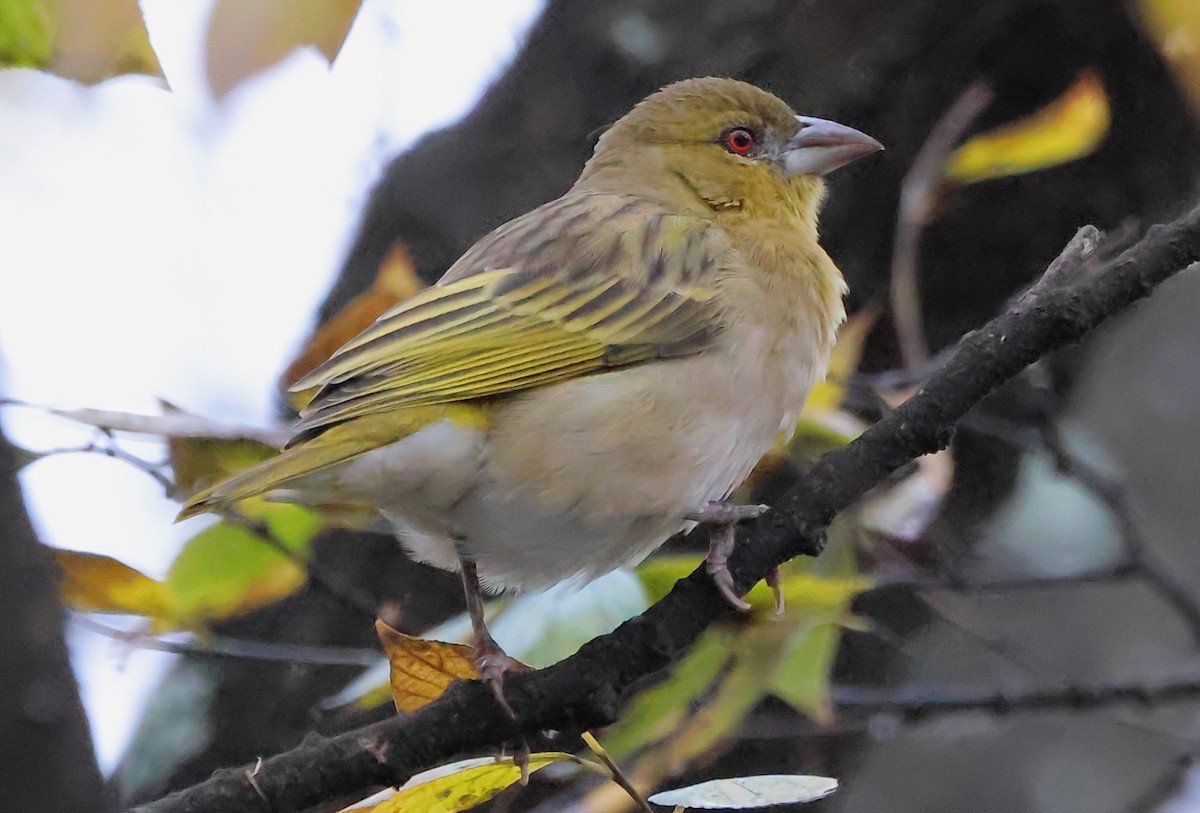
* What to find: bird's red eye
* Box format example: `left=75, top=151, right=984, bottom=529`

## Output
left=721, top=127, right=757, bottom=156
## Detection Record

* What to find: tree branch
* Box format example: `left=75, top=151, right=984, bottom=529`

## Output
left=890, top=80, right=994, bottom=368
left=134, top=206, right=1200, bottom=813
left=833, top=673, right=1200, bottom=719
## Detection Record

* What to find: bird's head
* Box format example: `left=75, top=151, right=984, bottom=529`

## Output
left=578, top=77, right=882, bottom=229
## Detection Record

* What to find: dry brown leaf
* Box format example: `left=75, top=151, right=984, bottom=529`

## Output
left=54, top=0, right=162, bottom=83
left=284, top=242, right=425, bottom=406
left=205, top=0, right=362, bottom=97
left=375, top=620, right=483, bottom=712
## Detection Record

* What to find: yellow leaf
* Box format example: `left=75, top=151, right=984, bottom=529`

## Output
left=802, top=306, right=878, bottom=417
left=206, top=0, right=362, bottom=97
left=945, top=70, right=1110, bottom=183
left=347, top=754, right=576, bottom=813
left=53, top=550, right=169, bottom=617
left=636, top=556, right=870, bottom=614
left=375, top=621, right=483, bottom=713
left=285, top=242, right=426, bottom=408
left=762, top=572, right=873, bottom=614
left=1138, top=0, right=1200, bottom=118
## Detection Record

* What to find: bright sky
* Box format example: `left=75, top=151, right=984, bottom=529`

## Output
left=0, top=0, right=544, bottom=772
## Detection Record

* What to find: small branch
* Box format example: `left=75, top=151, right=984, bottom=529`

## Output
left=890, top=565, right=1139, bottom=594
left=890, top=81, right=994, bottom=368
left=135, top=206, right=1200, bottom=813
left=833, top=673, right=1200, bottom=720
left=73, top=615, right=379, bottom=667
left=19, top=437, right=176, bottom=493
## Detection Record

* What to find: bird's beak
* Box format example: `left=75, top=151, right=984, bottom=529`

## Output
left=782, top=115, right=884, bottom=177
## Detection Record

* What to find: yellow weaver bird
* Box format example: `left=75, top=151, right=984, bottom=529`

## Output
left=181, top=77, right=881, bottom=701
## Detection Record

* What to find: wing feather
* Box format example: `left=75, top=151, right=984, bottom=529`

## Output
left=291, top=193, right=733, bottom=439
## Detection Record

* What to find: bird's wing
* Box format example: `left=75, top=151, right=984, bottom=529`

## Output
left=290, top=193, right=732, bottom=438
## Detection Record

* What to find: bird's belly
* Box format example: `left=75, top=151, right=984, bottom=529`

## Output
left=450, top=348, right=814, bottom=589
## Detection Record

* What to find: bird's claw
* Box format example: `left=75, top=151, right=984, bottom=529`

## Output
left=708, top=556, right=753, bottom=611
left=705, top=519, right=753, bottom=612
left=514, top=741, right=532, bottom=786
left=766, top=566, right=785, bottom=616
left=473, top=638, right=528, bottom=719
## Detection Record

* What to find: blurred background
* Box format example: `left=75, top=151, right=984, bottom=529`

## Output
left=3, top=0, right=1200, bottom=811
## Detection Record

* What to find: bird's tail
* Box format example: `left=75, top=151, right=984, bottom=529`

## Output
left=177, top=405, right=487, bottom=520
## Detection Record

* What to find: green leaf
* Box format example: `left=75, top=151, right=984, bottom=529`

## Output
left=768, top=622, right=841, bottom=724
left=601, top=628, right=736, bottom=759
left=0, top=0, right=54, bottom=68
left=164, top=501, right=323, bottom=627
left=658, top=626, right=787, bottom=767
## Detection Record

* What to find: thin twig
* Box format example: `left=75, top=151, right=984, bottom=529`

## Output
left=833, top=674, right=1200, bottom=718
left=580, top=731, right=654, bottom=813
left=888, top=565, right=1139, bottom=594
left=19, top=437, right=176, bottom=492
left=73, top=615, right=379, bottom=667
left=890, top=81, right=994, bottom=368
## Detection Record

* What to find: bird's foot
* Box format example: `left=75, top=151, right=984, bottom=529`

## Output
left=473, top=635, right=529, bottom=719
left=705, top=520, right=753, bottom=612
left=689, top=502, right=771, bottom=612
left=456, top=553, right=529, bottom=718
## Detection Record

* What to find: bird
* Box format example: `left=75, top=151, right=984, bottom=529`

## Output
left=180, top=77, right=881, bottom=706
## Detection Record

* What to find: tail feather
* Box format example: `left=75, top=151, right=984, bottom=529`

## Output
left=176, top=405, right=489, bottom=520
